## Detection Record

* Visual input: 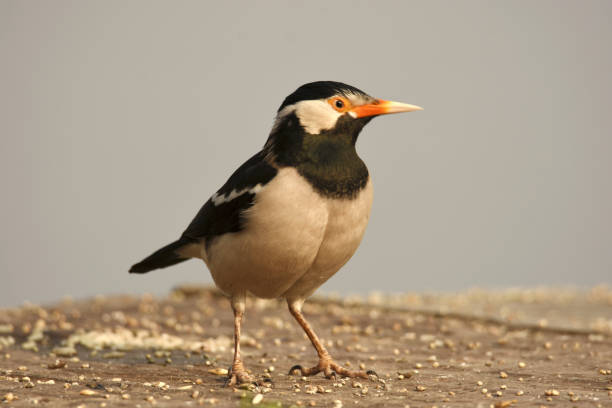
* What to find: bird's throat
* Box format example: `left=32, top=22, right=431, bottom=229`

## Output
left=266, top=113, right=370, bottom=199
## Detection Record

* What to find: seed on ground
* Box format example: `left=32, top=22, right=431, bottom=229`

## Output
left=544, top=389, right=560, bottom=396
left=80, top=389, right=97, bottom=396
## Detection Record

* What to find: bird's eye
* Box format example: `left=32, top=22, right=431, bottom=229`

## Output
left=328, top=97, right=349, bottom=112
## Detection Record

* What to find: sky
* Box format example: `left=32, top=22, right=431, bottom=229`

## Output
left=1, top=1, right=611, bottom=307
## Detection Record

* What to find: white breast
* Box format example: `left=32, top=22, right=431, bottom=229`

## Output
left=203, top=169, right=373, bottom=301
left=282, top=179, right=373, bottom=301
left=204, top=167, right=328, bottom=299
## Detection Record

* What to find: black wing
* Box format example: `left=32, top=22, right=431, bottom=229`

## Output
left=181, top=150, right=277, bottom=245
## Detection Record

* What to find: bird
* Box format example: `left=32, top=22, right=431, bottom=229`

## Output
left=129, top=81, right=422, bottom=386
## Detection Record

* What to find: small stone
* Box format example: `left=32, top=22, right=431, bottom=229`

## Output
left=48, top=359, right=67, bottom=369
left=121, top=394, right=130, bottom=400
left=208, top=368, right=228, bottom=376
left=516, top=390, right=524, bottom=396
left=80, top=389, right=98, bottom=396
left=177, top=385, right=192, bottom=390
left=252, top=393, right=264, bottom=405
left=517, top=362, right=526, bottom=368
left=2, top=393, right=16, bottom=402
left=499, top=371, right=508, bottom=378
left=53, top=346, right=77, bottom=357
left=416, top=385, right=426, bottom=392
left=544, top=389, right=560, bottom=396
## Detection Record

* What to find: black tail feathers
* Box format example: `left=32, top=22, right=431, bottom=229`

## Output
left=129, top=239, right=193, bottom=274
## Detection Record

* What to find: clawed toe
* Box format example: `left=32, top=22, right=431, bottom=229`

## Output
left=288, top=365, right=303, bottom=375
left=225, top=368, right=254, bottom=387
left=288, top=360, right=376, bottom=380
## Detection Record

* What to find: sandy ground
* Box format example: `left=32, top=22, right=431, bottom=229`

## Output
left=1, top=286, right=611, bottom=407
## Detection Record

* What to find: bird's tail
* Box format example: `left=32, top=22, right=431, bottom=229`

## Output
left=129, top=238, right=195, bottom=274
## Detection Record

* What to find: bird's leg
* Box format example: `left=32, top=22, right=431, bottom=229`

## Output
left=287, top=299, right=373, bottom=379
left=225, top=294, right=253, bottom=386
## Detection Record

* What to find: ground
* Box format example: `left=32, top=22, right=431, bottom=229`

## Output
left=1, top=286, right=611, bottom=407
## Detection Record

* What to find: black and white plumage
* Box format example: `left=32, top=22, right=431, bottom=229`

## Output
left=129, top=81, right=422, bottom=385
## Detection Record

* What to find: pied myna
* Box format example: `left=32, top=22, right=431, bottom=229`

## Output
left=130, top=81, right=422, bottom=385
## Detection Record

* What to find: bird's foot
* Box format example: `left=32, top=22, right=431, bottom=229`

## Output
left=225, top=364, right=254, bottom=387
left=289, top=357, right=377, bottom=380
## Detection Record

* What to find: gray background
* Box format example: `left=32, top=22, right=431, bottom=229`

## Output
left=1, top=1, right=611, bottom=308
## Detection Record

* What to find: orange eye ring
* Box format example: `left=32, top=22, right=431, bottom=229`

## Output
left=327, top=96, right=351, bottom=112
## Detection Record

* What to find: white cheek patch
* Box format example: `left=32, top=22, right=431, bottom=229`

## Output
left=211, top=184, right=263, bottom=206
left=294, top=100, right=342, bottom=135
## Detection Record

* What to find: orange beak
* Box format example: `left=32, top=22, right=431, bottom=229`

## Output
left=349, top=99, right=423, bottom=119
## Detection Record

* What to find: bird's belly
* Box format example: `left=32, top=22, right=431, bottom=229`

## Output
left=205, top=168, right=328, bottom=299
left=283, top=179, right=373, bottom=301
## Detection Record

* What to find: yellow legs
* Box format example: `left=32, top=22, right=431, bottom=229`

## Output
left=287, top=299, right=376, bottom=379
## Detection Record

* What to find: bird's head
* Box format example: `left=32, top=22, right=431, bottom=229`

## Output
left=265, top=82, right=421, bottom=164
left=274, top=81, right=422, bottom=136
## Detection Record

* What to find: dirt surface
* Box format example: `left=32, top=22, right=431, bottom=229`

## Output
left=1, top=286, right=611, bottom=407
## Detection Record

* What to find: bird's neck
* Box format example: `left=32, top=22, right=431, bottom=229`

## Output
left=264, top=113, right=370, bottom=199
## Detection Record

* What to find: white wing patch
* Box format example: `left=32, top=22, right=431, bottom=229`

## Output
left=211, top=184, right=264, bottom=206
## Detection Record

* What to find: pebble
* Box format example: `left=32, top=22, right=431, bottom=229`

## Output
left=499, top=371, right=508, bottom=378
left=53, top=346, right=77, bottom=357
left=80, top=389, right=98, bottom=396
left=48, top=359, right=67, bottom=369
left=544, top=389, right=560, bottom=396
left=252, top=393, right=264, bottom=405
left=518, top=362, right=526, bottom=368
left=208, top=368, right=228, bottom=376
left=2, top=393, right=16, bottom=402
